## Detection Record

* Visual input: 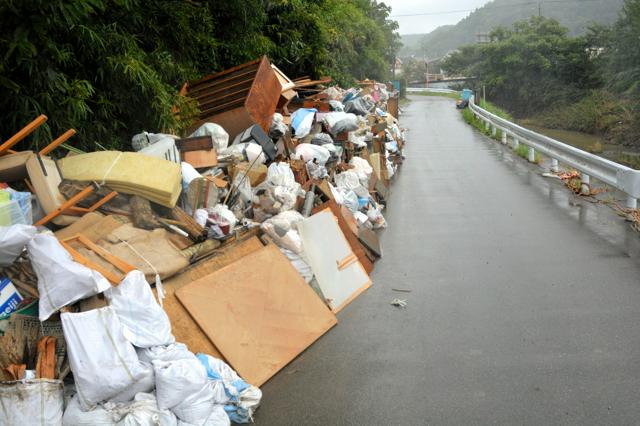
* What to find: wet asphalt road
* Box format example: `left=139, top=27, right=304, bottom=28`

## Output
left=255, top=96, right=640, bottom=425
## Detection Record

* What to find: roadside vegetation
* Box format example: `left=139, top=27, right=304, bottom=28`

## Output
left=412, top=91, right=460, bottom=100
left=0, top=0, right=400, bottom=151
left=442, top=0, right=640, bottom=149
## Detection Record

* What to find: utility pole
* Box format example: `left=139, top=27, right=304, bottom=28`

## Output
left=538, top=1, right=542, bottom=16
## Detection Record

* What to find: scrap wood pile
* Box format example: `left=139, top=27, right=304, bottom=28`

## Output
left=0, top=56, right=404, bottom=425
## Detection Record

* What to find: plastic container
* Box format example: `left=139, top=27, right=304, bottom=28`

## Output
left=0, top=199, right=28, bottom=226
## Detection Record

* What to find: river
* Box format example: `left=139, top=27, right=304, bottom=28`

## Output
left=520, top=122, right=640, bottom=170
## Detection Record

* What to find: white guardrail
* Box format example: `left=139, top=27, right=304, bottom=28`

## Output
left=469, top=96, right=640, bottom=209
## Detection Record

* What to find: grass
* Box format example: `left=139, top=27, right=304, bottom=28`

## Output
left=462, top=100, right=540, bottom=163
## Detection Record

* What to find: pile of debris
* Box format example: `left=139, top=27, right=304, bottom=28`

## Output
left=0, top=56, right=404, bottom=425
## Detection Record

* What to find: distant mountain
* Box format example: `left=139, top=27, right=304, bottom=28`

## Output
left=399, top=0, right=625, bottom=59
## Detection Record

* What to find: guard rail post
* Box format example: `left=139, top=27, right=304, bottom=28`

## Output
left=528, top=147, right=536, bottom=163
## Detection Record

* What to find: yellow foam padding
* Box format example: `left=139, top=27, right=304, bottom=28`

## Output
left=59, top=151, right=182, bottom=207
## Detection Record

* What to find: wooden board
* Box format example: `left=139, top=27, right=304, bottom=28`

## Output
left=159, top=237, right=264, bottom=360
left=176, top=244, right=337, bottom=386
left=298, top=209, right=372, bottom=312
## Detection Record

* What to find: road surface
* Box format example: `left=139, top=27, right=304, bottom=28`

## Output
left=255, top=95, right=640, bottom=425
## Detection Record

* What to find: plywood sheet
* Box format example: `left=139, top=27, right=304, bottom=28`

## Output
left=176, top=244, right=337, bottom=386
left=159, top=237, right=264, bottom=360
left=298, top=209, right=371, bottom=312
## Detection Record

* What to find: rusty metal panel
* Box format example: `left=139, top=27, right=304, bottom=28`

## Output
left=183, top=56, right=280, bottom=139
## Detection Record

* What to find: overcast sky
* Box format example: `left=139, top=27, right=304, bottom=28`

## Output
left=385, top=0, right=493, bottom=34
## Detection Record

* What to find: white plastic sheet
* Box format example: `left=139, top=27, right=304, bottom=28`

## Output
left=28, top=234, right=111, bottom=321
left=61, top=307, right=150, bottom=410
left=177, top=405, right=230, bottom=426
left=0, top=379, right=63, bottom=426
left=153, top=358, right=207, bottom=410
left=0, top=224, right=36, bottom=267
left=104, top=270, right=175, bottom=348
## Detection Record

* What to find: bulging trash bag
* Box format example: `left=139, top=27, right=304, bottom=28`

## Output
left=260, top=211, right=304, bottom=254
left=153, top=358, right=208, bottom=410
left=61, top=307, right=151, bottom=410
left=335, top=171, right=363, bottom=193
left=108, top=362, right=155, bottom=404
left=311, top=133, right=333, bottom=146
left=0, top=224, right=36, bottom=267
left=291, top=108, right=317, bottom=139
left=63, top=392, right=178, bottom=426
left=136, top=342, right=196, bottom=364
left=105, top=270, right=174, bottom=348
left=196, top=354, right=262, bottom=424
left=177, top=405, right=230, bottom=426
left=219, top=143, right=266, bottom=164
left=29, top=234, right=111, bottom=321
left=0, top=379, right=63, bottom=425
left=328, top=100, right=344, bottom=112
left=323, top=112, right=359, bottom=136
left=344, top=97, right=374, bottom=116
left=349, top=157, right=373, bottom=188
left=269, top=113, right=288, bottom=139
left=280, top=247, right=313, bottom=283
left=189, top=123, right=229, bottom=151
left=293, top=143, right=331, bottom=165
left=171, top=381, right=221, bottom=425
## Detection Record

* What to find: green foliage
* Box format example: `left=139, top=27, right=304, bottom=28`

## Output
left=443, top=17, right=601, bottom=117
left=0, top=0, right=400, bottom=151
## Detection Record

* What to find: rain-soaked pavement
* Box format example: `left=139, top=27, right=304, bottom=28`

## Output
left=255, top=95, right=640, bottom=425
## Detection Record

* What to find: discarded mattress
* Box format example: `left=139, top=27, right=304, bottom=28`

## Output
left=58, top=151, right=182, bottom=207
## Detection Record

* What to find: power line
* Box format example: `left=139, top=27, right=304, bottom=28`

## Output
left=389, top=0, right=607, bottom=18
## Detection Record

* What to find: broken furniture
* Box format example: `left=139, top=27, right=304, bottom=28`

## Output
left=181, top=56, right=281, bottom=139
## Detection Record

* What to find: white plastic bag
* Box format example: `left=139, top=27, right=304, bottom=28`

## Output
left=189, top=123, right=229, bottom=151
left=291, top=108, right=316, bottom=139
left=153, top=358, right=207, bottom=410
left=108, top=362, right=155, bottom=404
left=171, top=382, right=217, bottom=425
left=63, top=392, right=178, bottom=426
left=196, top=354, right=262, bottom=424
left=178, top=405, right=230, bottom=426
left=0, top=379, right=63, bottom=425
left=349, top=157, right=373, bottom=188
left=334, top=171, right=362, bottom=192
left=280, top=248, right=313, bottom=283
left=293, top=144, right=330, bottom=165
left=260, top=211, right=304, bottom=254
left=0, top=224, right=36, bottom=267
left=61, top=307, right=150, bottom=410
left=136, top=343, right=195, bottom=364
left=104, top=270, right=175, bottom=348
left=28, top=234, right=111, bottom=321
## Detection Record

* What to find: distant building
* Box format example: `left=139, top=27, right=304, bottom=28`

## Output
left=476, top=33, right=490, bottom=44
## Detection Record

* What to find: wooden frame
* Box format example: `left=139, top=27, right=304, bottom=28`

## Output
left=60, top=234, right=135, bottom=285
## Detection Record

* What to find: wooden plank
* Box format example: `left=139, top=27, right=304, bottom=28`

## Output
left=176, top=244, right=337, bottom=386
left=36, top=336, right=57, bottom=379
left=39, top=129, right=75, bottom=156
left=0, top=115, right=47, bottom=155
left=159, top=237, right=264, bottom=360
left=176, top=136, right=213, bottom=152
left=34, top=184, right=95, bottom=226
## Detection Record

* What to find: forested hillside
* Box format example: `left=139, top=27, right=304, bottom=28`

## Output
left=400, top=0, right=624, bottom=58
left=442, top=0, right=640, bottom=148
left=0, top=0, right=400, bottom=151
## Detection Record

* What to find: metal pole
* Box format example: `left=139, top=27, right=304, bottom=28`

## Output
left=501, top=131, right=507, bottom=144
left=627, top=196, right=638, bottom=209
left=512, top=138, right=519, bottom=149
left=551, top=158, right=559, bottom=173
